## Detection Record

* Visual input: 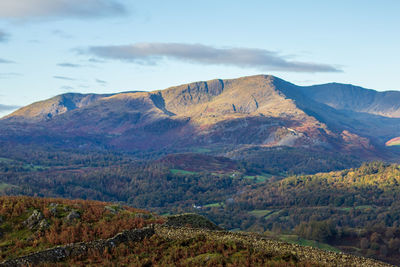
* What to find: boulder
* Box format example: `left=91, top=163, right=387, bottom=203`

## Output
left=24, top=210, right=44, bottom=229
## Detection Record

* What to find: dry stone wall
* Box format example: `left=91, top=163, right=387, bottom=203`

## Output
left=0, top=227, right=154, bottom=267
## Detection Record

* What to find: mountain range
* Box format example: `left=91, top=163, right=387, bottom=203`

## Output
left=2, top=74, right=400, bottom=161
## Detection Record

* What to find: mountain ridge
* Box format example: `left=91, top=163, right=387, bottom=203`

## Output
left=1, top=75, right=400, bottom=161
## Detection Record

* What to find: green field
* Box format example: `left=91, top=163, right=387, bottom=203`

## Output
left=278, top=234, right=340, bottom=253
left=248, top=209, right=273, bottom=218
left=204, top=202, right=225, bottom=208
left=337, top=205, right=373, bottom=212
left=170, top=169, right=198, bottom=175
left=0, top=157, right=14, bottom=163
left=243, top=173, right=272, bottom=183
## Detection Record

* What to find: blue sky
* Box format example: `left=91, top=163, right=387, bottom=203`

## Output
left=0, top=0, right=399, bottom=117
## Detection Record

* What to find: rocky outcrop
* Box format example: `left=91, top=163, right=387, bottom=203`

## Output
left=65, top=210, right=80, bottom=222
left=23, top=210, right=45, bottom=230
left=0, top=227, right=155, bottom=267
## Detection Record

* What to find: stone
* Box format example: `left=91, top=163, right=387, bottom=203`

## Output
left=24, top=210, right=44, bottom=229
left=49, top=207, right=57, bottom=216
left=65, top=211, right=80, bottom=222
left=38, top=219, right=49, bottom=231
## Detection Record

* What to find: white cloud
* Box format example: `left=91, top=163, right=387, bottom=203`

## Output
left=86, top=43, right=342, bottom=73
left=0, top=0, right=126, bottom=20
left=57, top=62, right=82, bottom=68
left=53, top=75, right=76, bottom=81
left=0, top=58, right=14, bottom=64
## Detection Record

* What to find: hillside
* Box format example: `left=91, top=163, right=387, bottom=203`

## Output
left=202, top=162, right=400, bottom=265
left=0, top=196, right=161, bottom=262
left=0, top=196, right=391, bottom=266
left=2, top=75, right=400, bottom=162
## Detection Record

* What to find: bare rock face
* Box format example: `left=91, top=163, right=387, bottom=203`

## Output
left=65, top=211, right=80, bottom=222
left=23, top=210, right=44, bottom=230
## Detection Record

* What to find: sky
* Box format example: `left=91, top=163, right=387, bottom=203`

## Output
left=0, top=0, right=399, bottom=117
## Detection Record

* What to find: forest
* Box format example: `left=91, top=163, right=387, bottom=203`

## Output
left=0, top=144, right=399, bottom=264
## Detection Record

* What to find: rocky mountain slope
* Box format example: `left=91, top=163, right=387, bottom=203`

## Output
left=1, top=75, right=400, bottom=160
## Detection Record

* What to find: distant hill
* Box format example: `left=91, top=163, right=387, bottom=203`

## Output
left=1, top=75, right=400, bottom=161
left=303, top=83, right=400, bottom=118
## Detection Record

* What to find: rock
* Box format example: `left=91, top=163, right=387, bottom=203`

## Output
left=38, top=219, right=49, bottom=231
left=65, top=211, right=80, bottom=222
left=24, top=210, right=44, bottom=229
left=49, top=207, right=57, bottom=216
left=0, top=227, right=155, bottom=266
left=48, top=203, right=59, bottom=216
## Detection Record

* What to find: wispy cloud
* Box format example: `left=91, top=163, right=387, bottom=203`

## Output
left=0, top=30, right=10, bottom=42
left=57, top=62, right=82, bottom=68
left=53, top=75, right=76, bottom=81
left=0, top=58, right=14, bottom=64
left=52, top=29, right=73, bottom=39
left=84, top=43, right=341, bottom=73
left=0, top=104, right=19, bottom=112
left=88, top=58, right=106, bottom=63
left=0, top=0, right=127, bottom=20
left=0, top=72, right=22, bottom=79
left=60, top=85, right=74, bottom=91
left=96, top=79, right=107, bottom=85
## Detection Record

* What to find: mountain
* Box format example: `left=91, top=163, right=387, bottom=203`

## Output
left=1, top=75, right=400, bottom=160
left=303, top=83, right=400, bottom=118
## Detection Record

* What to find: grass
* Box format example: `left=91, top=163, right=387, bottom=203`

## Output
left=264, top=210, right=282, bottom=220
left=0, top=157, right=13, bottom=163
left=204, top=202, right=225, bottom=208
left=279, top=234, right=341, bottom=253
left=170, top=169, right=198, bottom=175
left=248, top=209, right=272, bottom=218
left=243, top=173, right=272, bottom=183
left=337, top=205, right=373, bottom=212
left=0, top=157, right=47, bottom=172
left=191, top=148, right=212, bottom=153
